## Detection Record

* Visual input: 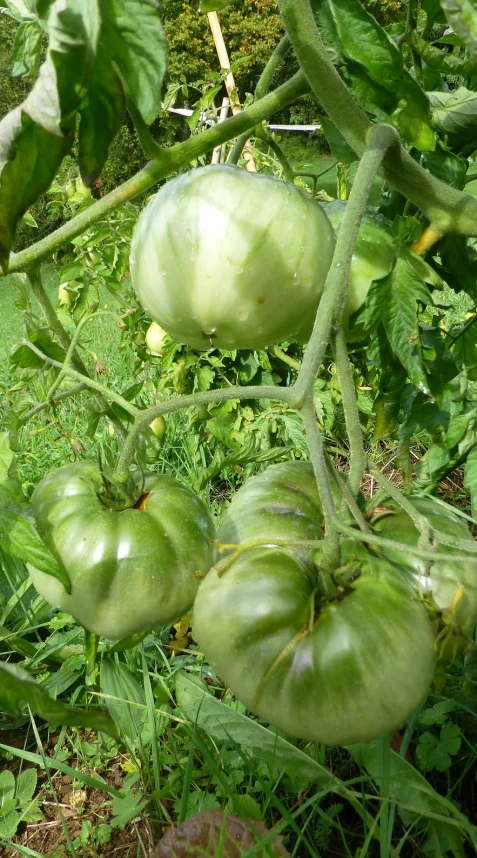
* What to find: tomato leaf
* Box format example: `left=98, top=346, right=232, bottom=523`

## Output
left=368, top=257, right=432, bottom=392
left=155, top=809, right=291, bottom=858
left=422, top=0, right=447, bottom=28
left=0, top=433, right=71, bottom=593
left=320, top=116, right=358, bottom=164
left=12, top=19, right=43, bottom=79
left=78, top=52, right=125, bottom=186
left=312, top=0, right=435, bottom=150
left=429, top=87, right=477, bottom=146
left=0, top=661, right=118, bottom=738
left=441, top=0, right=477, bottom=59
left=99, top=0, right=167, bottom=126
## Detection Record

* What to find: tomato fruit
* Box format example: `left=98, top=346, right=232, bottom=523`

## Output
left=149, top=416, right=166, bottom=440
left=145, top=321, right=167, bottom=355
left=321, top=200, right=396, bottom=320
left=193, top=547, right=435, bottom=746
left=28, top=462, right=216, bottom=640
left=193, top=462, right=436, bottom=746
left=130, top=165, right=335, bottom=351
left=371, top=496, right=477, bottom=642
left=219, top=461, right=324, bottom=548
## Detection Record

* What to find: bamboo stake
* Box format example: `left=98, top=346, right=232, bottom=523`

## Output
left=207, top=11, right=256, bottom=170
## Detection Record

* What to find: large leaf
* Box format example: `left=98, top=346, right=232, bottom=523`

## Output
left=441, top=0, right=477, bottom=59
left=99, top=0, right=167, bottom=125
left=423, top=0, right=447, bottom=27
left=78, top=51, right=125, bottom=185
left=0, top=0, right=100, bottom=269
left=429, top=87, right=477, bottom=146
left=312, top=0, right=435, bottom=150
left=348, top=741, right=477, bottom=857
left=0, top=661, right=118, bottom=738
left=0, top=433, right=71, bottom=592
left=155, top=809, right=291, bottom=858
left=12, top=19, right=43, bottom=79
left=366, top=256, right=432, bottom=392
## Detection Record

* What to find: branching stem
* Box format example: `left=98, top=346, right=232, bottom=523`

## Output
left=332, top=329, right=366, bottom=497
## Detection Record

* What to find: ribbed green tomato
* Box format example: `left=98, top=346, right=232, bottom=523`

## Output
left=371, top=496, right=477, bottom=642
left=193, top=462, right=436, bottom=746
left=130, top=165, right=335, bottom=351
left=219, top=461, right=325, bottom=549
left=28, top=462, right=216, bottom=640
left=193, top=548, right=435, bottom=746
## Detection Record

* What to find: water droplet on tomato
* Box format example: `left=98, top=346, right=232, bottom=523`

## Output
left=237, top=307, right=249, bottom=321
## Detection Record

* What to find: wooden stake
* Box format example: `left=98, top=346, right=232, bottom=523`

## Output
left=207, top=11, right=256, bottom=170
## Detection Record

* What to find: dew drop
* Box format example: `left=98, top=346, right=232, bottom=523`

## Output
left=237, top=307, right=249, bottom=321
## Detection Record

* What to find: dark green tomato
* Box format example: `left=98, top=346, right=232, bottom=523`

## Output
left=372, top=496, right=477, bottom=640
left=219, top=462, right=324, bottom=551
left=193, top=549, right=435, bottom=746
left=28, top=462, right=216, bottom=640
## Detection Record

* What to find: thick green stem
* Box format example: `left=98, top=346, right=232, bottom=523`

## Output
left=300, top=399, right=340, bottom=569
left=332, top=328, right=366, bottom=497
left=295, top=124, right=399, bottom=402
left=255, top=34, right=291, bottom=102
left=277, top=0, right=477, bottom=237
left=337, top=523, right=477, bottom=564
left=21, top=383, right=87, bottom=423
left=29, top=272, right=127, bottom=441
left=325, top=457, right=370, bottom=534
left=5, top=73, right=308, bottom=276
left=114, top=384, right=295, bottom=482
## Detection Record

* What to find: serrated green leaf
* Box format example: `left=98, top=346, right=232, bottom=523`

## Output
left=12, top=19, right=43, bottom=78
left=15, top=769, right=37, bottom=805
left=0, top=771, right=15, bottom=807
left=374, top=258, right=431, bottom=392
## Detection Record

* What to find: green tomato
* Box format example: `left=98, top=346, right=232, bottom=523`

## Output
left=145, top=321, right=167, bottom=355
left=193, top=548, right=435, bottom=746
left=130, top=165, right=335, bottom=351
left=371, top=496, right=477, bottom=643
left=149, top=415, right=166, bottom=440
left=193, top=462, right=436, bottom=745
left=219, top=461, right=325, bottom=549
left=28, top=462, right=216, bottom=640
left=322, top=200, right=396, bottom=318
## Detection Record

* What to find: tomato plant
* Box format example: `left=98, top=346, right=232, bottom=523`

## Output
left=28, top=462, right=216, bottom=640
left=130, top=165, right=335, bottom=350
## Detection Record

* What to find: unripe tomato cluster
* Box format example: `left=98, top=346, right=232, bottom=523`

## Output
left=29, top=166, right=477, bottom=747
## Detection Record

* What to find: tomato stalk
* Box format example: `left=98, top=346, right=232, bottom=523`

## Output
left=331, top=328, right=366, bottom=498
left=28, top=270, right=128, bottom=442
left=277, top=0, right=477, bottom=237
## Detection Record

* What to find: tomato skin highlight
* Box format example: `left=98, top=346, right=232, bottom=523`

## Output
left=28, top=462, right=216, bottom=640
left=130, top=165, right=335, bottom=351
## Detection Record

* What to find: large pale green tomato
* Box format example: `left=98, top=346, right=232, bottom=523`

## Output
left=193, top=548, right=435, bottom=746
left=130, top=165, right=335, bottom=351
left=28, top=462, right=216, bottom=640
